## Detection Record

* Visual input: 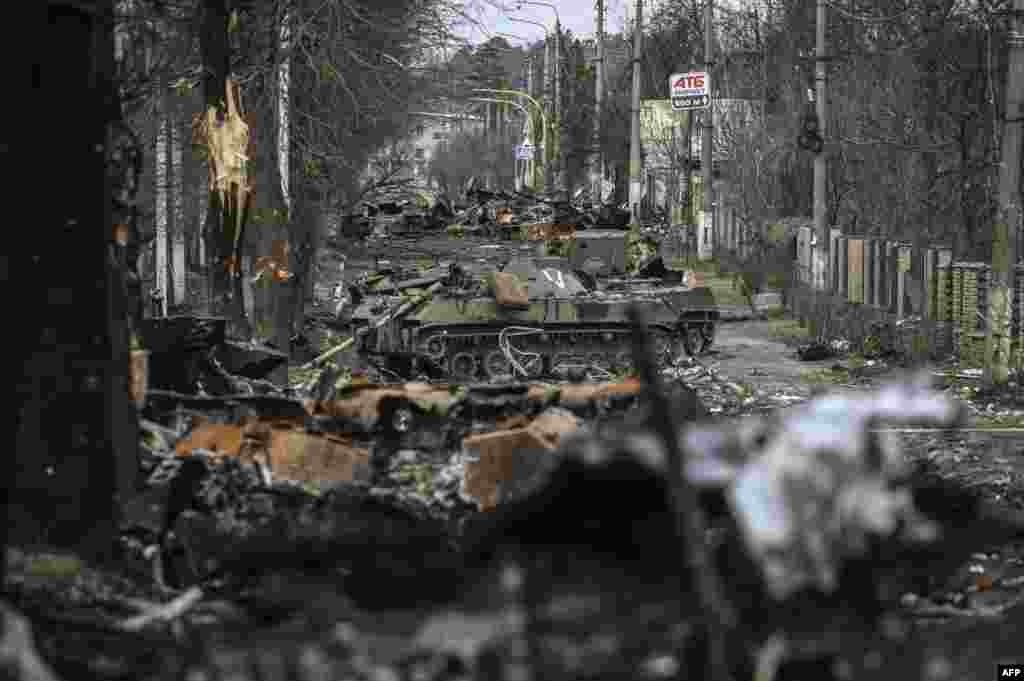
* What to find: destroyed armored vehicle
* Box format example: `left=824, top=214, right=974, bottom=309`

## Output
left=353, top=186, right=452, bottom=238
left=349, top=258, right=718, bottom=382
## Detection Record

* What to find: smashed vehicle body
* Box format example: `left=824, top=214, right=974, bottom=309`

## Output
left=348, top=258, right=719, bottom=381
left=343, top=186, right=453, bottom=240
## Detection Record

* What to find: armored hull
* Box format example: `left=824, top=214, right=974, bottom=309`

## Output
left=352, top=260, right=718, bottom=382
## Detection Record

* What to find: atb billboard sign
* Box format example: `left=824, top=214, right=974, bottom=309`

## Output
left=670, top=71, right=710, bottom=111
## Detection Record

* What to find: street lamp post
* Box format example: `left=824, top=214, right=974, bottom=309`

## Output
left=515, top=1, right=565, bottom=193
left=505, top=16, right=554, bottom=190
left=471, top=97, right=536, bottom=190
left=474, top=87, right=548, bottom=192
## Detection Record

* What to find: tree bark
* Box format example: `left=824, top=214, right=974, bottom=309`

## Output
left=16, top=0, right=134, bottom=559
left=166, top=115, right=176, bottom=308
left=155, top=86, right=168, bottom=314
left=171, top=115, right=186, bottom=306
left=200, top=0, right=250, bottom=337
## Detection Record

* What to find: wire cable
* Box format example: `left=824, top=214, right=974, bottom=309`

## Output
left=824, top=0, right=915, bottom=24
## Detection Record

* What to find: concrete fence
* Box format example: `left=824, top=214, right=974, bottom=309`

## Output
left=783, top=230, right=1024, bottom=366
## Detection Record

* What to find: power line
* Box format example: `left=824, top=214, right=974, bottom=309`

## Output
left=824, top=0, right=915, bottom=24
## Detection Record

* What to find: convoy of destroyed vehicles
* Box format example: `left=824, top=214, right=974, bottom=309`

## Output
left=340, top=182, right=635, bottom=241
left=331, top=182, right=717, bottom=382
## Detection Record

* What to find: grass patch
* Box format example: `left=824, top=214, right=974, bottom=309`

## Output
left=766, top=272, right=788, bottom=289
left=769, top=318, right=810, bottom=344
left=289, top=366, right=319, bottom=386
left=393, top=462, right=435, bottom=496
left=972, top=412, right=1024, bottom=428
left=414, top=257, right=437, bottom=270
left=12, top=552, right=83, bottom=580
left=668, top=257, right=721, bottom=275
left=732, top=381, right=756, bottom=400
left=800, top=367, right=849, bottom=385
left=704, top=275, right=753, bottom=306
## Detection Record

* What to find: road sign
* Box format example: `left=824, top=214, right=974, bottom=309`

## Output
left=670, top=71, right=710, bottom=111
left=516, top=143, right=535, bottom=160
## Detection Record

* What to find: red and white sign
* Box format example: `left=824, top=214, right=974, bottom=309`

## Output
left=670, top=71, right=710, bottom=111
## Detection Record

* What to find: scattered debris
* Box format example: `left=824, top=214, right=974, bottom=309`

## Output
left=461, top=407, right=582, bottom=510
left=796, top=342, right=834, bottom=361
left=138, top=315, right=292, bottom=396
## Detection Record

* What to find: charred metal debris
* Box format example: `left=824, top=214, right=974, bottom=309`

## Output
left=70, top=299, right=1024, bottom=681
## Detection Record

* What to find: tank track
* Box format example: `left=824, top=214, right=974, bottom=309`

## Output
left=413, top=321, right=713, bottom=381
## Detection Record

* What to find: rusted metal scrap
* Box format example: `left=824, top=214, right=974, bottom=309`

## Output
left=522, top=223, right=576, bottom=241
left=462, top=407, right=582, bottom=511
left=172, top=417, right=372, bottom=488
left=144, top=379, right=647, bottom=499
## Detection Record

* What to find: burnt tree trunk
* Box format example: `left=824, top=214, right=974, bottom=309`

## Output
left=200, top=0, right=251, bottom=337
left=15, top=0, right=135, bottom=559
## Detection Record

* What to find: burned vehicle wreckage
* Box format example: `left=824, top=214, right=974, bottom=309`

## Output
left=347, top=256, right=719, bottom=382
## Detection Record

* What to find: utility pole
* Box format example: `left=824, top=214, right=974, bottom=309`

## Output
left=555, top=20, right=568, bottom=193
left=986, top=0, right=1024, bottom=387
left=591, top=0, right=605, bottom=209
left=813, top=0, right=828, bottom=289
left=544, top=37, right=553, bottom=190
left=699, top=0, right=714, bottom=260
left=628, top=0, right=643, bottom=227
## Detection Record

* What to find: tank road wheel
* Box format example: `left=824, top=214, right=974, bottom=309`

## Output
left=484, top=350, right=512, bottom=380
left=552, top=353, right=575, bottom=373
left=683, top=325, right=704, bottom=357
left=450, top=352, right=477, bottom=382
left=701, top=322, right=716, bottom=352
left=422, top=335, right=446, bottom=362
left=517, top=352, right=545, bottom=379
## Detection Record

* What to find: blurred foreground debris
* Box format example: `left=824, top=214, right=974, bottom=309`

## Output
left=10, top=372, right=1024, bottom=681
left=461, top=373, right=1024, bottom=677
left=0, top=603, right=61, bottom=681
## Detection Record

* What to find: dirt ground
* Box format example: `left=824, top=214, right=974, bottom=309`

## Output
left=322, top=233, right=1024, bottom=619
left=711, top=320, right=833, bottom=392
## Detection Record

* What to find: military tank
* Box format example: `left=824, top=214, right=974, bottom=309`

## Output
left=349, top=258, right=718, bottom=382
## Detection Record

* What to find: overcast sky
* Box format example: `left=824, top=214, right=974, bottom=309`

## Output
left=458, top=0, right=633, bottom=46
left=457, top=0, right=753, bottom=46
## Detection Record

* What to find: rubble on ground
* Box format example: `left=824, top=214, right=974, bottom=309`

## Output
left=139, top=315, right=291, bottom=397
left=10, top=334, right=1024, bottom=681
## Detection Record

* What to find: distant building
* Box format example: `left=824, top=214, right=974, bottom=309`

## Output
left=362, top=111, right=484, bottom=189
